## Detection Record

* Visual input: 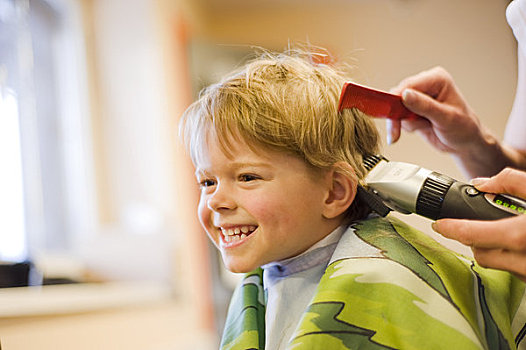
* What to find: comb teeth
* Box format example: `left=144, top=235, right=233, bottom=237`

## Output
left=363, top=155, right=388, bottom=172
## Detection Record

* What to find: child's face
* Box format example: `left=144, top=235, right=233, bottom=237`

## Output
left=194, top=135, right=341, bottom=273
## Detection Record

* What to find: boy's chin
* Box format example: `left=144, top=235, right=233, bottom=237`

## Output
left=222, top=257, right=260, bottom=274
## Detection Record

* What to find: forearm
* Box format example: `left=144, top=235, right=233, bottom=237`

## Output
left=450, top=125, right=512, bottom=179
left=452, top=137, right=526, bottom=182
left=502, top=144, right=526, bottom=171
left=500, top=36, right=526, bottom=174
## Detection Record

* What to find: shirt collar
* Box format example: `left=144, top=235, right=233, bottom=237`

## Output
left=262, top=225, right=346, bottom=279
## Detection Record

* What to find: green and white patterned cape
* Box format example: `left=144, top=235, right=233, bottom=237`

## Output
left=220, top=216, right=526, bottom=350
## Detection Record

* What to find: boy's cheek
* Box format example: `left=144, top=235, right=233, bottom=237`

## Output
left=206, top=231, right=220, bottom=249
left=243, top=198, right=277, bottom=219
left=199, top=218, right=217, bottom=242
left=200, top=219, right=220, bottom=248
left=197, top=201, right=210, bottom=225
left=197, top=206, right=219, bottom=246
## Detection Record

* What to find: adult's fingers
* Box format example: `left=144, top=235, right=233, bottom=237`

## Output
left=472, top=247, right=526, bottom=281
left=386, top=119, right=401, bottom=144
left=386, top=114, right=436, bottom=145
left=391, top=66, right=451, bottom=98
left=401, top=88, right=456, bottom=128
left=401, top=116, right=432, bottom=133
left=432, top=215, right=526, bottom=250
left=473, top=168, right=526, bottom=198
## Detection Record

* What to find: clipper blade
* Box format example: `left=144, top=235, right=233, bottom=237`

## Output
left=363, top=155, right=388, bottom=172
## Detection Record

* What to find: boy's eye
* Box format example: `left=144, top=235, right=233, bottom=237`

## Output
left=239, top=174, right=260, bottom=182
left=198, top=179, right=216, bottom=188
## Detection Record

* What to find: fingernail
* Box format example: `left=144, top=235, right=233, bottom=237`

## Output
left=386, top=133, right=392, bottom=145
left=431, top=221, right=438, bottom=232
left=470, top=177, right=490, bottom=187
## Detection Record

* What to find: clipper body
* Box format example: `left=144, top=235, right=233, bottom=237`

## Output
left=363, top=155, right=525, bottom=221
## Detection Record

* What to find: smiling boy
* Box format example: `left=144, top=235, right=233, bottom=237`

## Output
left=180, top=48, right=525, bottom=350
left=196, top=139, right=347, bottom=273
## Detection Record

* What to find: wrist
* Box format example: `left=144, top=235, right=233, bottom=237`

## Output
left=450, top=126, right=507, bottom=179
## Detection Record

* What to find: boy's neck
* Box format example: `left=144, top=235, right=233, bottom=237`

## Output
left=262, top=224, right=347, bottom=278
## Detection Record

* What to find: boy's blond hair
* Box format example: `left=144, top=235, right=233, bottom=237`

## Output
left=180, top=47, right=380, bottom=220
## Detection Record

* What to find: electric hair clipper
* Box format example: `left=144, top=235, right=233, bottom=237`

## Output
left=359, top=155, right=526, bottom=221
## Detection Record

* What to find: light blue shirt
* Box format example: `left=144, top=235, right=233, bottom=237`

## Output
left=262, top=225, right=345, bottom=350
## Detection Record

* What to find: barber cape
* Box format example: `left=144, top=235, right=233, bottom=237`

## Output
left=220, top=216, right=526, bottom=350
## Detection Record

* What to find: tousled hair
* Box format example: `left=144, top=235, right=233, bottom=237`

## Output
left=179, top=47, right=381, bottom=221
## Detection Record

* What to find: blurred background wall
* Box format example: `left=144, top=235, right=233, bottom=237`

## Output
left=0, top=0, right=516, bottom=349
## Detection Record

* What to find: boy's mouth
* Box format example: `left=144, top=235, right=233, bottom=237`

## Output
left=220, top=225, right=257, bottom=243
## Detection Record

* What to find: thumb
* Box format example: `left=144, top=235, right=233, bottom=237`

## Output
left=471, top=168, right=526, bottom=198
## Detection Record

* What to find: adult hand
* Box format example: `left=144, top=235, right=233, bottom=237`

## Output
left=387, top=67, right=482, bottom=149
left=387, top=66, right=506, bottom=178
left=432, top=168, right=526, bottom=281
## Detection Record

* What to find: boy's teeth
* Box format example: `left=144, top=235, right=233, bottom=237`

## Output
left=221, top=226, right=256, bottom=239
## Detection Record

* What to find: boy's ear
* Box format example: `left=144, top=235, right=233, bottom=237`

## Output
left=322, top=163, right=357, bottom=219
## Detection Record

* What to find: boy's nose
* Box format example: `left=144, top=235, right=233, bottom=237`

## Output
left=207, top=185, right=236, bottom=211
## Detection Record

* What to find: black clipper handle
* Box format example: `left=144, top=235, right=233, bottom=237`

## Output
left=415, top=172, right=522, bottom=221
left=439, top=182, right=521, bottom=220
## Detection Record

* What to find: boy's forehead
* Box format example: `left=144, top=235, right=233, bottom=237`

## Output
left=193, top=133, right=310, bottom=177
left=194, top=128, right=264, bottom=160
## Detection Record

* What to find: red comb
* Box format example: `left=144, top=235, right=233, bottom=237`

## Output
left=338, top=82, right=417, bottom=120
